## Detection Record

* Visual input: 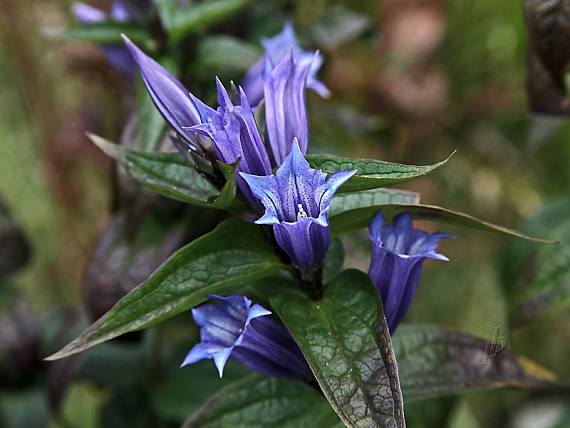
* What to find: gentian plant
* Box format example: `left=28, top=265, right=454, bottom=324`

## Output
left=47, top=12, right=560, bottom=428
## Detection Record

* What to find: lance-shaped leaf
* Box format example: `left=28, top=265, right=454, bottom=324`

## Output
left=393, top=325, right=562, bottom=401
left=89, top=134, right=241, bottom=210
left=183, top=374, right=343, bottom=428
left=45, top=220, right=284, bottom=360
left=46, top=21, right=149, bottom=44
left=306, top=151, right=454, bottom=193
left=330, top=203, right=555, bottom=243
left=268, top=270, right=406, bottom=428
left=328, top=188, right=420, bottom=218
left=168, top=0, right=252, bottom=43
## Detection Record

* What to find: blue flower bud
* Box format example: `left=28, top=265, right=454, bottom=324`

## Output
left=368, top=210, right=452, bottom=333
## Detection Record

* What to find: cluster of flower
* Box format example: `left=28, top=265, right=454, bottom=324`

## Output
left=121, top=24, right=452, bottom=380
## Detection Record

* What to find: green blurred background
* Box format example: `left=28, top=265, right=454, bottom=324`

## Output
left=0, top=0, right=569, bottom=427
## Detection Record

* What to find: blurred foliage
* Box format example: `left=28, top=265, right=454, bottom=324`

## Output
left=0, top=0, right=568, bottom=427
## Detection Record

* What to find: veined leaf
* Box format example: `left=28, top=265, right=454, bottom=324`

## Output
left=393, top=325, right=561, bottom=401
left=46, top=21, right=149, bottom=44
left=183, top=374, right=343, bottom=428
left=169, top=0, right=253, bottom=43
left=269, top=270, right=405, bottom=428
left=330, top=203, right=555, bottom=243
left=45, top=220, right=284, bottom=360
left=89, top=134, right=240, bottom=209
left=306, top=151, right=454, bottom=193
left=328, top=188, right=420, bottom=218
left=322, top=237, right=344, bottom=284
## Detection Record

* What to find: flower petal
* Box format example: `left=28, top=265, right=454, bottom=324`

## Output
left=213, top=347, right=234, bottom=377
left=240, top=172, right=283, bottom=223
left=263, top=52, right=312, bottom=166
left=122, top=35, right=201, bottom=142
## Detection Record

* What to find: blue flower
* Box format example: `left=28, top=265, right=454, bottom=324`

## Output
left=263, top=52, right=313, bottom=167
left=72, top=1, right=143, bottom=75
left=187, top=79, right=272, bottom=208
left=368, top=210, right=452, bottom=334
left=181, top=294, right=312, bottom=380
left=122, top=35, right=202, bottom=145
left=242, top=22, right=330, bottom=107
left=241, top=140, right=356, bottom=271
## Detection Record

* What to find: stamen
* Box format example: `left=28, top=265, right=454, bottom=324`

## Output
left=297, top=203, right=308, bottom=220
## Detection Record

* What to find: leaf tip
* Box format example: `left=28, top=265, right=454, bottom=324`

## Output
left=87, top=133, right=121, bottom=159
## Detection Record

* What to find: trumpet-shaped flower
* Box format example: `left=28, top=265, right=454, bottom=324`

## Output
left=241, top=140, right=356, bottom=271
left=123, top=35, right=326, bottom=208
left=188, top=80, right=272, bottom=207
left=368, top=211, right=452, bottom=334
left=242, top=22, right=329, bottom=106
left=122, top=35, right=202, bottom=144
left=263, top=52, right=312, bottom=167
left=181, top=294, right=312, bottom=380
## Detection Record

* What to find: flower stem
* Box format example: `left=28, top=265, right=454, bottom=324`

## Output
left=291, top=266, right=323, bottom=301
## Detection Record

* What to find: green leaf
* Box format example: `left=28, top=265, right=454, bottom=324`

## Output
left=169, top=0, right=253, bottom=43
left=269, top=270, right=405, bottom=428
left=306, top=151, right=454, bottom=193
left=183, top=374, right=343, bottom=428
left=330, top=203, right=555, bottom=243
left=393, top=325, right=560, bottom=401
left=196, top=36, right=261, bottom=71
left=213, top=160, right=240, bottom=210
left=322, top=237, right=344, bottom=284
left=328, top=188, right=420, bottom=218
left=45, top=219, right=284, bottom=360
left=46, top=21, right=150, bottom=44
left=89, top=134, right=241, bottom=209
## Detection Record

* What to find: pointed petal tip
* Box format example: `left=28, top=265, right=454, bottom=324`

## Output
left=121, top=33, right=136, bottom=50
left=248, top=304, right=272, bottom=319
left=213, top=349, right=232, bottom=378
left=437, top=254, right=450, bottom=262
